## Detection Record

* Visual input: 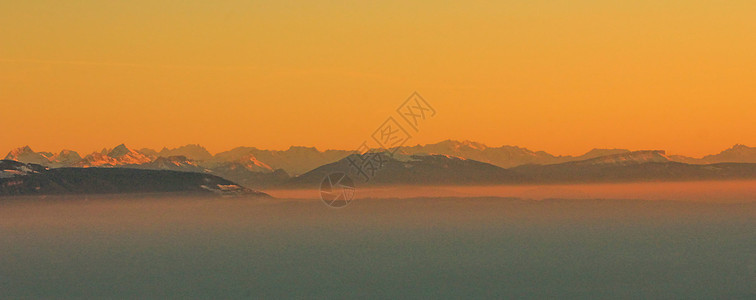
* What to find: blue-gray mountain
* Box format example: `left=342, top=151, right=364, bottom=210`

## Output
left=284, top=150, right=756, bottom=187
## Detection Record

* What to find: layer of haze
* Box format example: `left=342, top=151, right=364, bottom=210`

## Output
left=1, top=1, right=755, bottom=156
left=0, top=196, right=753, bottom=298
left=267, top=180, right=756, bottom=204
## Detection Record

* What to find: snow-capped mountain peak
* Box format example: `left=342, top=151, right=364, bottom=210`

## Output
left=49, top=150, right=82, bottom=167
left=108, top=144, right=132, bottom=158
left=6, top=146, right=32, bottom=158
left=4, top=146, right=51, bottom=165
left=237, top=154, right=274, bottom=172
left=159, top=144, right=213, bottom=161
left=74, top=144, right=151, bottom=167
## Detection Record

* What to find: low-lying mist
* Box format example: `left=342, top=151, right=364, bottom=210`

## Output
left=0, top=195, right=753, bottom=299
left=267, top=180, right=756, bottom=203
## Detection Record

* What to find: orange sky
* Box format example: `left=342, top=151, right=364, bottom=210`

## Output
left=1, top=1, right=754, bottom=157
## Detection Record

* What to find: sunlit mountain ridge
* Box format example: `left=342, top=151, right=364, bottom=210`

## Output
left=5, top=141, right=756, bottom=173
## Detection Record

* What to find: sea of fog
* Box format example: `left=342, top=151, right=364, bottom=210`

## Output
left=0, top=194, right=754, bottom=299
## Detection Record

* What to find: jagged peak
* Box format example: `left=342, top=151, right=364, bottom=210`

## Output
left=159, top=144, right=212, bottom=161
left=51, top=149, right=81, bottom=160
left=9, top=145, right=34, bottom=154
left=699, top=144, right=756, bottom=163
left=108, top=144, right=133, bottom=157
left=729, top=144, right=752, bottom=150
left=4, top=146, right=51, bottom=165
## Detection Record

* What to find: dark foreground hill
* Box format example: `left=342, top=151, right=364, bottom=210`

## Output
left=0, top=160, right=269, bottom=197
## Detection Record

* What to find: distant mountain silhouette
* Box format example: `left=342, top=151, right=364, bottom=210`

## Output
left=122, top=154, right=287, bottom=190
left=4, top=146, right=51, bottom=165
left=398, top=140, right=561, bottom=168
left=511, top=150, right=756, bottom=183
left=573, top=148, right=632, bottom=161
left=204, top=153, right=274, bottom=173
left=49, top=150, right=83, bottom=167
left=398, top=140, right=633, bottom=168
left=286, top=153, right=525, bottom=187
left=9, top=141, right=756, bottom=172
left=158, top=144, right=213, bottom=161
left=4, top=142, right=756, bottom=189
left=74, top=144, right=152, bottom=167
left=211, top=146, right=352, bottom=176
left=285, top=150, right=756, bottom=187
left=201, top=154, right=289, bottom=189
left=702, top=144, right=756, bottom=163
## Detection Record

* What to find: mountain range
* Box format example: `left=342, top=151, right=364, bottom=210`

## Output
left=6, top=141, right=756, bottom=172
left=286, top=153, right=523, bottom=187
left=3, top=141, right=756, bottom=191
left=285, top=150, right=756, bottom=187
left=509, top=150, right=756, bottom=184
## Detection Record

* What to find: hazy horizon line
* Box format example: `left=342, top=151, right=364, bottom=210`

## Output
left=3, top=139, right=751, bottom=160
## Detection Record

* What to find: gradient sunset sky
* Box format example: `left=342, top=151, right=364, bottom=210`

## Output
left=1, top=1, right=754, bottom=157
